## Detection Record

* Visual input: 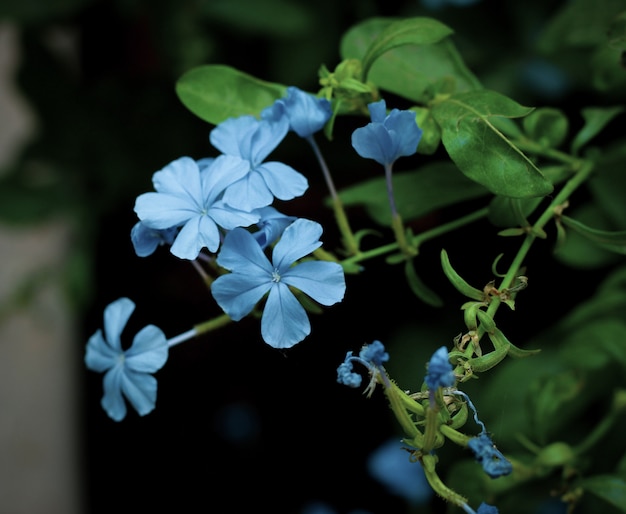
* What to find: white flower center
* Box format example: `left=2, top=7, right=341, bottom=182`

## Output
left=271, top=269, right=281, bottom=283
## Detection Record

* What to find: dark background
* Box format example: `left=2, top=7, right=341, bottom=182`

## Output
left=2, top=0, right=623, bottom=512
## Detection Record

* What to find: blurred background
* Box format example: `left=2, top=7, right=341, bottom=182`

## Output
left=1, top=0, right=624, bottom=513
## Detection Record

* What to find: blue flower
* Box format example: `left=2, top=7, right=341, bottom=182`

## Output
left=351, top=99, right=422, bottom=166
left=468, top=433, right=513, bottom=478
left=367, top=439, right=433, bottom=505
left=134, top=155, right=260, bottom=260
left=262, top=86, right=332, bottom=138
left=85, top=297, right=168, bottom=421
left=337, top=353, right=362, bottom=388
left=425, top=346, right=455, bottom=389
left=130, top=221, right=178, bottom=257
left=209, top=115, right=309, bottom=211
left=251, top=206, right=296, bottom=249
left=476, top=502, right=499, bottom=514
left=359, top=340, right=389, bottom=366
left=210, top=218, right=346, bottom=348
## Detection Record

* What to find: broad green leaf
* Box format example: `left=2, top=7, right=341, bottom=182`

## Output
left=580, top=475, right=626, bottom=512
left=432, top=90, right=553, bottom=198
left=360, top=17, right=454, bottom=79
left=176, top=65, right=287, bottom=125
left=404, top=259, right=443, bottom=307
left=340, top=17, right=481, bottom=104
left=335, top=162, right=489, bottom=226
left=571, top=106, right=624, bottom=154
left=561, top=215, right=626, bottom=254
left=522, top=107, right=569, bottom=148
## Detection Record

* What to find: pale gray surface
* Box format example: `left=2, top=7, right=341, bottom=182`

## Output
left=0, top=23, right=80, bottom=514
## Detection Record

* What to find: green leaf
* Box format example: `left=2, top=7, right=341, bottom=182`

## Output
left=561, top=319, right=626, bottom=371
left=404, top=259, right=443, bottom=307
left=411, top=107, right=442, bottom=155
left=488, top=196, right=544, bottom=228
left=561, top=214, right=626, bottom=254
left=580, top=475, right=626, bottom=512
left=522, top=107, right=569, bottom=148
left=432, top=90, right=553, bottom=198
left=571, top=106, right=624, bottom=154
left=335, top=162, right=488, bottom=226
left=360, top=17, right=454, bottom=79
left=440, top=249, right=484, bottom=301
left=340, top=17, right=481, bottom=104
left=555, top=204, right=621, bottom=269
left=175, top=65, right=287, bottom=125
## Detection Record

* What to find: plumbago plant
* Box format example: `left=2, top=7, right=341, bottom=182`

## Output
left=85, top=11, right=626, bottom=514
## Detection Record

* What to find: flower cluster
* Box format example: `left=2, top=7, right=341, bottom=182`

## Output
left=87, top=87, right=346, bottom=420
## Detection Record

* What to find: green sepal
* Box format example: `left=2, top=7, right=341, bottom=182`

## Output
left=176, top=64, right=287, bottom=125
left=461, top=301, right=487, bottom=331
left=475, top=309, right=496, bottom=333
left=448, top=402, right=469, bottom=429
left=432, top=90, right=553, bottom=198
left=441, top=249, right=484, bottom=301
left=489, top=327, right=541, bottom=358
left=466, top=345, right=509, bottom=372
left=561, top=214, right=626, bottom=255
left=439, top=423, right=471, bottom=447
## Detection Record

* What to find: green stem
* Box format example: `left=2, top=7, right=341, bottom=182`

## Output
left=486, top=159, right=594, bottom=320
left=341, top=207, right=488, bottom=268
left=307, top=135, right=359, bottom=255
left=193, top=313, right=233, bottom=335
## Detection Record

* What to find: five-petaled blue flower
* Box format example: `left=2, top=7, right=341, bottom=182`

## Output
left=211, top=218, right=346, bottom=348
left=209, top=115, right=309, bottom=211
left=262, top=86, right=332, bottom=138
left=425, top=346, right=455, bottom=389
left=134, top=155, right=260, bottom=260
left=351, top=99, right=423, bottom=166
left=85, top=297, right=168, bottom=421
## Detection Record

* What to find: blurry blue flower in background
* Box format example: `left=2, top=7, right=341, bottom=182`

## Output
left=214, top=402, right=261, bottom=445
left=367, top=438, right=433, bottom=505
left=301, top=501, right=372, bottom=514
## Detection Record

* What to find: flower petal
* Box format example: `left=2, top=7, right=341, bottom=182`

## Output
left=134, top=192, right=198, bottom=230
left=283, top=261, right=346, bottom=306
left=261, top=283, right=310, bottom=348
left=211, top=273, right=271, bottom=321
left=170, top=215, right=220, bottom=259
left=201, top=154, right=251, bottom=204
left=256, top=161, right=308, bottom=202
left=272, top=218, right=323, bottom=270
left=125, top=325, right=168, bottom=373
left=210, top=116, right=259, bottom=158
left=103, top=297, right=135, bottom=352
left=222, top=172, right=274, bottom=211
left=384, top=110, right=422, bottom=158
left=217, top=227, right=273, bottom=274
left=368, top=99, right=387, bottom=123
left=85, top=329, right=119, bottom=372
left=101, top=365, right=127, bottom=421
left=281, top=87, right=332, bottom=138
left=209, top=201, right=260, bottom=230
left=120, top=369, right=158, bottom=417
left=351, top=123, right=396, bottom=166
left=151, top=157, right=201, bottom=198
